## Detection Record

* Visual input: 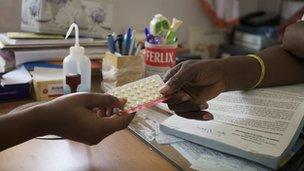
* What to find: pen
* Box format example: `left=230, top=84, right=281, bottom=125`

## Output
left=134, top=43, right=142, bottom=56
left=107, top=33, right=115, bottom=53
left=131, top=42, right=138, bottom=55
left=115, top=34, right=123, bottom=54
left=128, top=30, right=136, bottom=55
left=145, top=27, right=155, bottom=44
left=124, top=28, right=132, bottom=55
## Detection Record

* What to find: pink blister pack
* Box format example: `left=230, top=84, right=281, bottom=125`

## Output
left=107, top=75, right=168, bottom=114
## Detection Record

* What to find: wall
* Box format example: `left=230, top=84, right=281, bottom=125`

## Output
left=0, top=0, right=22, bottom=33
left=0, top=0, right=283, bottom=43
left=0, top=0, right=214, bottom=44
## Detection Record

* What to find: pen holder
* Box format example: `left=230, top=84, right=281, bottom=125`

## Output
left=144, top=42, right=177, bottom=78
left=101, top=52, right=144, bottom=91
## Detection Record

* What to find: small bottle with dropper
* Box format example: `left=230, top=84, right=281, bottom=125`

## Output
left=63, top=23, right=91, bottom=94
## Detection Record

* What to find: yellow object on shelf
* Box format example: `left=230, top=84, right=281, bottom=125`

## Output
left=30, top=67, right=63, bottom=101
left=33, top=80, right=63, bottom=101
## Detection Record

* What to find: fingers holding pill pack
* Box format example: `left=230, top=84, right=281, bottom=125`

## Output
left=107, top=75, right=167, bottom=114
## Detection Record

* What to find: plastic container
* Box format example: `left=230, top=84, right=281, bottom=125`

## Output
left=63, top=23, right=91, bottom=94
left=144, top=42, right=177, bottom=78
left=101, top=52, right=143, bottom=91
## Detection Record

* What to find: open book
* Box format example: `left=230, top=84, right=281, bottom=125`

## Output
left=160, top=84, right=304, bottom=169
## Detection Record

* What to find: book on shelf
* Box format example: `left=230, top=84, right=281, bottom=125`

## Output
left=160, top=84, right=304, bottom=169
left=0, top=47, right=106, bottom=73
left=0, top=41, right=107, bottom=49
left=0, top=33, right=107, bottom=49
left=234, top=30, right=277, bottom=50
left=0, top=33, right=105, bottom=46
left=6, top=32, right=64, bottom=39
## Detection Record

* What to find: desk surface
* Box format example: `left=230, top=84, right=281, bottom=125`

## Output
left=0, top=76, right=177, bottom=171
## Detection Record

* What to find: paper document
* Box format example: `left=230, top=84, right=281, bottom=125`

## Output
left=130, top=108, right=184, bottom=145
left=171, top=141, right=268, bottom=171
left=0, top=66, right=32, bottom=86
left=30, top=67, right=63, bottom=81
left=161, top=85, right=304, bottom=169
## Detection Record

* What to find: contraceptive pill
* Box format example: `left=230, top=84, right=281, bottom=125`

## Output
left=107, top=75, right=167, bottom=114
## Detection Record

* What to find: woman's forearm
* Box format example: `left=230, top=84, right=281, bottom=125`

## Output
left=257, top=45, right=304, bottom=87
left=221, top=45, right=304, bottom=91
left=0, top=105, right=45, bottom=151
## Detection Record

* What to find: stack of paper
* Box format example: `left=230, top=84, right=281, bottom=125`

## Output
left=160, top=85, right=304, bottom=169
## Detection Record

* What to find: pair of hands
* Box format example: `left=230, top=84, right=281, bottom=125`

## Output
left=35, top=59, right=225, bottom=145
left=8, top=20, right=304, bottom=148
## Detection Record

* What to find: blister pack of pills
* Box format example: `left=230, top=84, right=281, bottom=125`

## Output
left=107, top=75, right=167, bottom=114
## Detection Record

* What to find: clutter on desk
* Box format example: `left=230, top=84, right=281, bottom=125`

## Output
left=0, top=19, right=107, bottom=100
left=63, top=23, right=91, bottom=94
left=102, top=26, right=145, bottom=90
left=106, top=27, right=142, bottom=56
left=0, top=32, right=107, bottom=74
left=144, top=14, right=182, bottom=78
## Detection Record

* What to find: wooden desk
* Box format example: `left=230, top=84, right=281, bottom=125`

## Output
left=0, top=76, right=177, bottom=171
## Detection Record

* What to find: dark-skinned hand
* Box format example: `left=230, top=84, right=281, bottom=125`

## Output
left=160, top=59, right=228, bottom=120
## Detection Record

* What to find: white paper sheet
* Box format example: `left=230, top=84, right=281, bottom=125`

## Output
left=161, top=86, right=304, bottom=168
left=171, top=141, right=268, bottom=171
left=30, top=67, right=63, bottom=81
left=133, top=108, right=185, bottom=144
left=0, top=66, right=32, bottom=86
left=190, top=154, right=268, bottom=171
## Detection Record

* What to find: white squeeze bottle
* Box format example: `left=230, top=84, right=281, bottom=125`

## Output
left=63, top=23, right=91, bottom=94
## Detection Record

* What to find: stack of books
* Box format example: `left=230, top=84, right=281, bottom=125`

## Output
left=233, top=25, right=277, bottom=51
left=219, top=25, right=278, bottom=57
left=0, top=32, right=107, bottom=73
left=0, top=32, right=107, bottom=101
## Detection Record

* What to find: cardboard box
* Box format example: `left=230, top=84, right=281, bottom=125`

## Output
left=33, top=79, right=63, bottom=101
left=30, top=67, right=63, bottom=101
left=102, top=52, right=144, bottom=90
left=21, top=0, right=113, bottom=38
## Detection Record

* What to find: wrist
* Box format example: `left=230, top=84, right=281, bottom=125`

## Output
left=219, top=56, right=260, bottom=91
left=27, top=104, right=52, bottom=136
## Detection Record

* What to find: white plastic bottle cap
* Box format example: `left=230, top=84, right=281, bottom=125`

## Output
left=70, top=46, right=84, bottom=55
